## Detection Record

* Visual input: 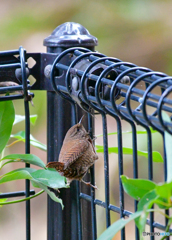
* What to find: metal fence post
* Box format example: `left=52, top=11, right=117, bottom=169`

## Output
left=43, top=22, right=97, bottom=240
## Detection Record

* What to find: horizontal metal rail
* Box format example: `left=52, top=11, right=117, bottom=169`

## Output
left=0, top=190, right=35, bottom=198
left=80, top=193, right=172, bottom=233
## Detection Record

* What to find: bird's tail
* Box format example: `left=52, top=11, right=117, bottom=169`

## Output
left=46, top=162, right=64, bottom=172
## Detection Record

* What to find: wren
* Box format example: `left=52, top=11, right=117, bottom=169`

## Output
left=46, top=116, right=98, bottom=188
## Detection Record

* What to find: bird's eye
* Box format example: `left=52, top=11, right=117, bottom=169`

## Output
left=76, top=127, right=80, bottom=132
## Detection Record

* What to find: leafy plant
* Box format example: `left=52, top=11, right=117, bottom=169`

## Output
left=98, top=176, right=172, bottom=240
left=0, top=101, right=68, bottom=209
left=96, top=129, right=163, bottom=162
left=97, top=113, right=172, bottom=240
left=0, top=101, right=15, bottom=154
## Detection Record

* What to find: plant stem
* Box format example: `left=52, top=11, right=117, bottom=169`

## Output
left=0, top=190, right=44, bottom=205
left=148, top=209, right=170, bottom=219
left=6, top=139, right=22, bottom=147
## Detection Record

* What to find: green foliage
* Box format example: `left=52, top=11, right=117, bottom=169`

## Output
left=10, top=114, right=47, bottom=151
left=0, top=194, right=7, bottom=206
left=0, top=101, right=15, bottom=154
left=96, top=128, right=157, bottom=137
left=97, top=211, right=143, bottom=240
left=0, top=154, right=46, bottom=169
left=121, top=175, right=156, bottom=200
left=14, top=115, right=37, bottom=125
left=98, top=114, right=172, bottom=239
left=98, top=175, right=172, bottom=239
left=96, top=128, right=163, bottom=162
left=11, top=131, right=47, bottom=151
left=0, top=101, right=67, bottom=208
left=0, top=167, right=68, bottom=208
left=96, top=145, right=163, bottom=162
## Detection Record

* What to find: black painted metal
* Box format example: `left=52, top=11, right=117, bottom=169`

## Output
left=50, top=43, right=172, bottom=240
left=0, top=190, right=35, bottom=198
left=0, top=47, right=33, bottom=240
left=44, top=22, right=97, bottom=240
left=0, top=22, right=172, bottom=240
left=19, top=46, right=32, bottom=240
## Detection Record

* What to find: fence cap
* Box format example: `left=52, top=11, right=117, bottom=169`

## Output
left=43, top=22, right=98, bottom=47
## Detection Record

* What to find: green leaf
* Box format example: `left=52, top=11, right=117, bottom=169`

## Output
left=137, top=189, right=158, bottom=211
left=135, top=188, right=172, bottom=236
left=121, top=175, right=156, bottom=200
left=96, top=146, right=163, bottom=162
left=31, top=168, right=67, bottom=189
left=156, top=182, right=172, bottom=201
left=95, top=145, right=104, bottom=149
left=29, top=134, right=47, bottom=151
left=162, top=112, right=172, bottom=182
left=0, top=101, right=15, bottom=153
left=0, top=198, right=7, bottom=206
left=0, top=168, right=67, bottom=189
left=14, top=114, right=37, bottom=125
left=11, top=131, right=47, bottom=151
left=0, top=190, right=44, bottom=206
left=136, top=190, right=158, bottom=237
left=0, top=168, right=35, bottom=184
left=34, top=181, right=64, bottom=209
left=96, top=128, right=157, bottom=137
left=165, top=217, right=172, bottom=234
left=0, top=193, right=7, bottom=207
left=30, top=169, right=67, bottom=208
left=97, top=211, right=143, bottom=240
left=0, top=167, right=68, bottom=208
left=1, top=153, right=46, bottom=169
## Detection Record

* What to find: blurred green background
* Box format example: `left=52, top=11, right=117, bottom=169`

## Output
left=0, top=0, right=172, bottom=239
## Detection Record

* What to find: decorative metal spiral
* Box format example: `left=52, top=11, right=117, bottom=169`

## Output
left=51, top=47, right=172, bottom=134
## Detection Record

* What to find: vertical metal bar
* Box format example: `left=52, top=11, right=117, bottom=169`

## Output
left=163, top=134, right=170, bottom=240
left=71, top=104, right=82, bottom=240
left=90, top=166, right=97, bottom=240
left=88, top=113, right=97, bottom=240
left=71, top=103, right=83, bottom=240
left=131, top=124, right=139, bottom=240
left=147, top=129, right=154, bottom=240
left=78, top=111, right=92, bottom=240
left=75, top=180, right=82, bottom=240
left=116, top=117, right=125, bottom=240
left=19, top=46, right=31, bottom=240
left=163, top=134, right=167, bottom=182
left=104, top=110, right=125, bottom=239
left=147, top=130, right=153, bottom=181
left=25, top=100, right=31, bottom=240
left=71, top=104, right=93, bottom=240
left=72, top=106, right=93, bottom=240
left=101, top=113, right=110, bottom=227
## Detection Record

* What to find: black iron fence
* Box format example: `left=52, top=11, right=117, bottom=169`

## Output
left=0, top=22, right=172, bottom=240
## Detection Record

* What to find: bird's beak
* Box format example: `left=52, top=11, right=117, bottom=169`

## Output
left=79, top=115, right=84, bottom=124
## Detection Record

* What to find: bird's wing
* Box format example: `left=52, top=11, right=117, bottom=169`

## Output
left=59, top=139, right=89, bottom=168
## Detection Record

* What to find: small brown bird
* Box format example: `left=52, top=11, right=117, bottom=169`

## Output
left=46, top=116, right=98, bottom=188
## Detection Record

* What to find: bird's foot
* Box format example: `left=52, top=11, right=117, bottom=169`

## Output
left=81, top=179, right=98, bottom=189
